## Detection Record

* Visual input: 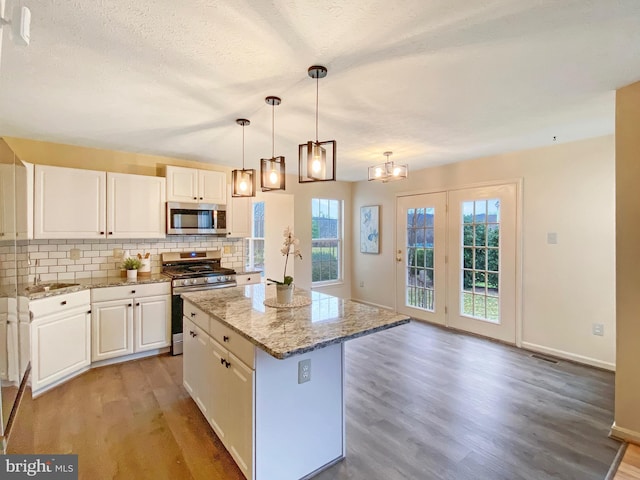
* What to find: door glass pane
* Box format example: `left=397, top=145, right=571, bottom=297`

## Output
left=459, top=199, right=500, bottom=323
left=405, top=204, right=436, bottom=312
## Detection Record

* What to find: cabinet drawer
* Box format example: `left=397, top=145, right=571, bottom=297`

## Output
left=236, top=274, right=260, bottom=286
left=30, top=290, right=91, bottom=318
left=183, top=301, right=209, bottom=332
left=209, top=317, right=254, bottom=369
left=91, top=282, right=170, bottom=302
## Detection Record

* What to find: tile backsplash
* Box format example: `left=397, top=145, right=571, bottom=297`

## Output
left=10, top=236, right=244, bottom=285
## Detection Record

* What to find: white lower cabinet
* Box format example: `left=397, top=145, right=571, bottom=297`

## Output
left=183, top=304, right=255, bottom=480
left=30, top=290, right=91, bottom=395
left=91, top=299, right=133, bottom=361
left=91, top=283, right=170, bottom=363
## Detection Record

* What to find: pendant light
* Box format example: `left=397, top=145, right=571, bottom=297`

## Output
left=260, top=96, right=286, bottom=192
left=298, top=65, right=336, bottom=183
left=368, top=151, right=408, bottom=182
left=232, top=119, right=256, bottom=197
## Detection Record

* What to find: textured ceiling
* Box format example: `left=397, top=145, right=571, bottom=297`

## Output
left=0, top=0, right=639, bottom=181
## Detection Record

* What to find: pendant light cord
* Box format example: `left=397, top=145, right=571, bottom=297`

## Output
left=315, top=74, right=319, bottom=143
left=272, top=103, right=275, bottom=158
left=242, top=124, right=245, bottom=170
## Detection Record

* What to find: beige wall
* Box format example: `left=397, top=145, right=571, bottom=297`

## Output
left=352, top=135, right=616, bottom=369
left=3, top=137, right=231, bottom=178
left=613, top=80, right=640, bottom=442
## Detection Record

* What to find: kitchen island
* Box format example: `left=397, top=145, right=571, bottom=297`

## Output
left=181, top=284, right=409, bottom=480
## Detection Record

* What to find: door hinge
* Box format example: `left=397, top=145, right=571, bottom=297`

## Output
left=445, top=255, right=448, bottom=264
left=445, top=306, right=448, bottom=314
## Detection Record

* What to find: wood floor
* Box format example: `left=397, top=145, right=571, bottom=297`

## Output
left=8, top=321, right=619, bottom=480
left=614, top=444, right=640, bottom=480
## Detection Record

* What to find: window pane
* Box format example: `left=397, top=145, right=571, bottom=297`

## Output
left=474, top=224, right=486, bottom=246
left=474, top=248, right=486, bottom=271
left=253, top=239, right=264, bottom=271
left=463, top=202, right=474, bottom=223
left=424, top=248, right=434, bottom=268
left=487, top=224, right=499, bottom=247
left=425, top=207, right=434, bottom=227
left=487, top=248, right=499, bottom=272
left=474, top=200, right=486, bottom=222
left=463, top=225, right=473, bottom=246
left=463, top=248, right=473, bottom=269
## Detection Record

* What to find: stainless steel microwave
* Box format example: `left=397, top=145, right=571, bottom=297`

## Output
left=166, top=202, right=226, bottom=235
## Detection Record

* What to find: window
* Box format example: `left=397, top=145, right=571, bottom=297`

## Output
left=311, top=198, right=341, bottom=284
left=246, top=201, right=265, bottom=272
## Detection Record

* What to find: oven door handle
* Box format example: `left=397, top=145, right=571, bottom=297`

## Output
left=173, top=282, right=237, bottom=294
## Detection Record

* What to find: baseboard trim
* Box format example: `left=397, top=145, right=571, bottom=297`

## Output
left=521, top=342, right=615, bottom=371
left=350, top=298, right=394, bottom=311
left=91, top=348, right=170, bottom=369
left=610, top=422, right=640, bottom=443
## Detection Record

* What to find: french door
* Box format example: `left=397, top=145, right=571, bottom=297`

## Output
left=395, top=193, right=447, bottom=325
left=396, top=184, right=518, bottom=344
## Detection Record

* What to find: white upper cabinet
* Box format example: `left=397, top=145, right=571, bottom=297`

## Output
left=16, top=161, right=34, bottom=240
left=166, top=166, right=226, bottom=204
left=34, top=165, right=165, bottom=239
left=199, top=169, right=227, bottom=204
left=34, top=165, right=106, bottom=239
left=226, top=186, right=251, bottom=238
left=107, top=172, right=165, bottom=238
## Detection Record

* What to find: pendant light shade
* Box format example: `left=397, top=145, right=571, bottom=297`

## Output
left=368, top=151, right=408, bottom=182
left=232, top=119, right=256, bottom=197
left=299, top=65, right=336, bottom=183
left=260, top=96, right=286, bottom=192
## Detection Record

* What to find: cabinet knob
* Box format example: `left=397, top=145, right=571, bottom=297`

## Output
left=192, top=331, right=197, bottom=337
left=199, top=197, right=203, bottom=200
left=99, top=231, right=105, bottom=235
left=128, top=303, right=132, bottom=307
left=190, top=312, right=196, bottom=317
left=136, top=302, right=140, bottom=306
left=220, top=358, right=225, bottom=365
left=225, top=360, right=231, bottom=368
left=223, top=335, right=229, bottom=342
left=87, top=310, right=91, bottom=314
left=193, top=197, right=197, bottom=200
left=131, top=290, right=136, bottom=294
left=108, top=232, right=113, bottom=235
left=61, top=300, right=67, bottom=306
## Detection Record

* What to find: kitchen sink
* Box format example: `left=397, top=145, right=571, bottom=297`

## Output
left=26, top=282, right=80, bottom=293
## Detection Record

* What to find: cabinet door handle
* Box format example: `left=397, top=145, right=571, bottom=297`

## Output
left=223, top=335, right=229, bottom=342
left=108, top=232, right=113, bottom=235
left=225, top=360, right=230, bottom=368
left=136, top=302, right=140, bottom=306
left=190, top=312, right=196, bottom=317
left=220, top=358, right=225, bottom=365
left=87, top=310, right=91, bottom=314
left=61, top=300, right=67, bottom=306
left=192, top=331, right=197, bottom=337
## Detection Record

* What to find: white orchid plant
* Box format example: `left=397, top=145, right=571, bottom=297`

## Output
left=268, top=226, right=302, bottom=286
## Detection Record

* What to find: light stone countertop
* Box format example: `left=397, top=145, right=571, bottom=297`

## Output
left=181, top=284, right=410, bottom=359
left=22, top=274, right=171, bottom=300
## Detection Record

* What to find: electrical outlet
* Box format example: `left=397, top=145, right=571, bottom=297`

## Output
left=592, top=323, right=604, bottom=336
left=69, top=248, right=81, bottom=261
left=223, top=245, right=233, bottom=255
left=113, top=248, right=124, bottom=260
left=298, top=359, right=311, bottom=384
left=547, top=232, right=558, bottom=245
left=359, top=281, right=364, bottom=287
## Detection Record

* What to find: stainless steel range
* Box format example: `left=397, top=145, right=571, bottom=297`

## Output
left=162, top=251, right=237, bottom=355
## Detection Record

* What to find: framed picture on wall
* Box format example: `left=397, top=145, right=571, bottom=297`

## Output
left=360, top=205, right=380, bottom=254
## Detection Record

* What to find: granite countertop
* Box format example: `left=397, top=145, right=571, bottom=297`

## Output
left=181, top=284, right=410, bottom=359
left=22, top=274, right=170, bottom=300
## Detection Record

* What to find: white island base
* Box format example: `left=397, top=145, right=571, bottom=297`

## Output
left=254, top=344, right=344, bottom=480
